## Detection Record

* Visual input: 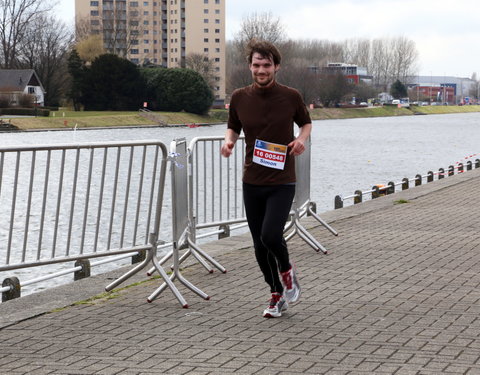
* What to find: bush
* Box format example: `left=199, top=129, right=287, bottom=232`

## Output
left=18, top=94, right=35, bottom=108
left=0, top=107, right=50, bottom=117
left=0, top=94, right=10, bottom=108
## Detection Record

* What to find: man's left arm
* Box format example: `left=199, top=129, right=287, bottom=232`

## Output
left=288, top=123, right=312, bottom=156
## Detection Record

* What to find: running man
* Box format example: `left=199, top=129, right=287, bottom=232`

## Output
left=221, top=39, right=312, bottom=318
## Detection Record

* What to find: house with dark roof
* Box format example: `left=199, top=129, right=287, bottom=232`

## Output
left=0, top=69, right=45, bottom=106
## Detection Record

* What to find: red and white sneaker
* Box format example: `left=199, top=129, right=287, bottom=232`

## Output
left=280, top=264, right=301, bottom=304
left=262, top=292, right=288, bottom=318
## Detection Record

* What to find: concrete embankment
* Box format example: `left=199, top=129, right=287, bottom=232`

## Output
left=1, top=167, right=480, bottom=374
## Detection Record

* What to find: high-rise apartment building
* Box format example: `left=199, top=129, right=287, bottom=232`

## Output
left=75, top=0, right=226, bottom=104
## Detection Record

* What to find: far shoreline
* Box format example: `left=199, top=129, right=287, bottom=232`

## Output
left=2, top=105, right=480, bottom=132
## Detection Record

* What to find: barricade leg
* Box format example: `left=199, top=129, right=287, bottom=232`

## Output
left=307, top=204, right=339, bottom=236
left=105, top=246, right=154, bottom=292
left=147, top=255, right=188, bottom=308
left=188, top=238, right=227, bottom=273
left=294, top=217, right=328, bottom=254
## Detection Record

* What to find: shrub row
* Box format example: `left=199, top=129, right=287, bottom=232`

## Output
left=0, top=107, right=50, bottom=117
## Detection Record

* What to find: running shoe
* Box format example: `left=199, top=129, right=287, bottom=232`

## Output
left=280, top=264, right=301, bottom=304
left=263, top=292, right=288, bottom=318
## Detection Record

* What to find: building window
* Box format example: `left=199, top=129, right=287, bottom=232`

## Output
left=215, top=0, right=220, bottom=3
left=90, top=1, right=99, bottom=6
left=204, top=38, right=209, bottom=42
left=204, top=19, right=208, bottom=23
left=204, top=0, right=208, bottom=3
left=143, top=1, right=148, bottom=5
left=215, top=48, right=220, bottom=53
left=204, top=9, right=208, bottom=13
left=131, top=39, right=139, bottom=45
left=144, top=39, right=149, bottom=43
left=215, top=29, right=220, bottom=33
left=204, top=28, right=208, bottom=33
left=215, top=9, right=220, bottom=14
left=131, top=58, right=139, bottom=64
left=90, top=10, right=99, bottom=16
left=144, top=11, right=149, bottom=15
left=130, top=1, right=138, bottom=6
left=91, top=20, right=100, bottom=25
left=131, top=49, right=139, bottom=54
left=144, top=30, right=149, bottom=34
left=215, top=57, right=220, bottom=62
left=204, top=48, right=209, bottom=52
left=215, top=38, right=220, bottom=43
left=144, top=49, right=149, bottom=53
left=215, top=19, right=220, bottom=24
left=143, top=20, right=149, bottom=25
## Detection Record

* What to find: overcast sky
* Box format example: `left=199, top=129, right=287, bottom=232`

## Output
left=57, top=0, right=479, bottom=78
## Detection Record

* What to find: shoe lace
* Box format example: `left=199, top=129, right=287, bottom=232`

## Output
left=281, top=268, right=292, bottom=289
left=269, top=293, right=281, bottom=307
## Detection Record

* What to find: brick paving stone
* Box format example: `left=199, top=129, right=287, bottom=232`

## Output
left=2, top=169, right=480, bottom=374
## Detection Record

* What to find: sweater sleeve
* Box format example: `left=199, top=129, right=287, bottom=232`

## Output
left=227, top=89, right=243, bottom=135
left=293, top=91, right=312, bottom=127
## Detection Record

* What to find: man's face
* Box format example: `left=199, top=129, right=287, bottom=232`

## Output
left=249, top=52, right=279, bottom=87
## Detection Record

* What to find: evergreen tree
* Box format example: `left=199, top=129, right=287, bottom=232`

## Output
left=142, top=67, right=214, bottom=114
left=67, top=49, right=85, bottom=111
left=82, top=54, right=145, bottom=110
left=390, top=79, right=408, bottom=99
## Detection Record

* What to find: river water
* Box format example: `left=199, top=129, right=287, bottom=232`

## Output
left=1, top=112, right=480, bottom=296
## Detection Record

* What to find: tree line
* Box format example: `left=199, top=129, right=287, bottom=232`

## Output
left=227, top=12, right=421, bottom=106
left=0, top=2, right=473, bottom=110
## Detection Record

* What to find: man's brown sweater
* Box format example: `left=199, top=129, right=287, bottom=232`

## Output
left=228, top=81, right=311, bottom=185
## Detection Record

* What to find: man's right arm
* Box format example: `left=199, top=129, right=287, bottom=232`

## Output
left=221, top=128, right=239, bottom=157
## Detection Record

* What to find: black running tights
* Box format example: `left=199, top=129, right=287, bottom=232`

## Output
left=243, top=182, right=295, bottom=294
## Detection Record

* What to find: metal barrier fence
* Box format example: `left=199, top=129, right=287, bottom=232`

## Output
left=334, top=158, right=480, bottom=209
left=285, top=136, right=338, bottom=254
left=0, top=140, right=169, bottom=300
left=1, top=136, right=333, bottom=306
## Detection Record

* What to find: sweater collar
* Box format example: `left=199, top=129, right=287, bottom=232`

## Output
left=251, top=80, right=278, bottom=95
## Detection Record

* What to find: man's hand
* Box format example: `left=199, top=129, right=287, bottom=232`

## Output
left=221, top=141, right=235, bottom=157
left=288, top=123, right=312, bottom=155
left=288, top=138, right=305, bottom=156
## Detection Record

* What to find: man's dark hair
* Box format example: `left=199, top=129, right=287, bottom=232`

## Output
left=246, top=39, right=281, bottom=65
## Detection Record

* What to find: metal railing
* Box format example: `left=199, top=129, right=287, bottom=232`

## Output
left=334, top=158, right=480, bottom=209
left=0, top=140, right=169, bottom=300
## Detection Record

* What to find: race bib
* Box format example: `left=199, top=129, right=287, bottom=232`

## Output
left=253, top=139, right=287, bottom=170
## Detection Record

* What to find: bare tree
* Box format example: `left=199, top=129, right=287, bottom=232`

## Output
left=185, top=53, right=217, bottom=89
left=0, top=0, right=52, bottom=68
left=278, top=57, right=320, bottom=105
left=76, top=34, right=105, bottom=63
left=233, top=12, right=286, bottom=51
left=75, top=9, right=143, bottom=60
left=17, top=13, right=73, bottom=105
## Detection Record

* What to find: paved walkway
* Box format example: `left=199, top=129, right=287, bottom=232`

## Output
left=1, top=169, right=480, bottom=374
